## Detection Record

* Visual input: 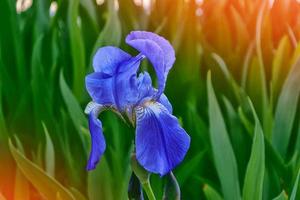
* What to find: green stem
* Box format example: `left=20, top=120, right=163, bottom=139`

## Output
left=142, top=181, right=156, bottom=200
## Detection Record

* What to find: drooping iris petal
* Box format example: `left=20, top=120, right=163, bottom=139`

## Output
left=93, top=46, right=131, bottom=75
left=86, top=105, right=106, bottom=170
left=126, top=31, right=175, bottom=97
left=135, top=101, right=190, bottom=176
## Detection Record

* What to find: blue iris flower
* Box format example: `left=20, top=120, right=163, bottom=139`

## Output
left=85, top=31, right=190, bottom=176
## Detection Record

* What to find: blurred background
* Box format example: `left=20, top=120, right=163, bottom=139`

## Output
left=0, top=0, right=300, bottom=199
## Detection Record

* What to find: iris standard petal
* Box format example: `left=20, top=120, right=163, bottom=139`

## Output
left=85, top=72, right=115, bottom=105
left=126, top=31, right=175, bottom=97
left=93, top=46, right=131, bottom=74
left=114, top=55, right=144, bottom=110
left=135, top=101, right=190, bottom=176
left=87, top=55, right=145, bottom=110
left=135, top=72, right=173, bottom=113
left=86, top=105, right=106, bottom=170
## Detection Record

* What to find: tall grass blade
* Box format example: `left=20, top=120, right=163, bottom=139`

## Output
left=207, top=72, right=241, bottom=200
left=255, top=0, right=271, bottom=136
left=0, top=81, right=7, bottom=138
left=14, top=169, right=30, bottom=200
left=91, top=0, right=122, bottom=65
left=68, top=0, right=86, bottom=98
left=290, top=169, right=300, bottom=200
left=88, top=157, right=114, bottom=200
left=272, top=191, right=287, bottom=200
left=42, top=122, right=55, bottom=177
left=203, top=184, right=223, bottom=200
left=272, top=57, right=300, bottom=157
left=242, top=99, right=265, bottom=200
left=59, top=72, right=88, bottom=153
left=9, top=140, right=75, bottom=200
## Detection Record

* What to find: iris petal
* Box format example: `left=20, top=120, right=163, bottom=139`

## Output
left=135, top=101, right=190, bottom=176
left=85, top=72, right=115, bottom=105
left=126, top=31, right=175, bottom=97
left=93, top=46, right=131, bottom=74
left=86, top=105, right=106, bottom=170
left=158, top=94, right=173, bottom=114
left=86, top=55, right=144, bottom=109
left=114, top=56, right=143, bottom=110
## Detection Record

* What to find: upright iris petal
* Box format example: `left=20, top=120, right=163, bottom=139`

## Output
left=86, top=48, right=143, bottom=110
left=85, top=72, right=115, bottom=105
left=93, top=46, right=131, bottom=74
left=126, top=31, right=175, bottom=98
left=135, top=101, right=190, bottom=176
left=86, top=103, right=106, bottom=170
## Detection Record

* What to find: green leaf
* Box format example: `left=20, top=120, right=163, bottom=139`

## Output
left=207, top=72, right=241, bottom=200
left=31, top=35, right=53, bottom=133
left=0, top=79, right=7, bottom=138
left=88, top=157, right=114, bottom=200
left=42, top=122, right=55, bottom=177
left=9, top=140, right=75, bottom=200
left=242, top=99, right=265, bottom=200
left=254, top=1, right=271, bottom=137
left=59, top=71, right=88, bottom=153
left=176, top=150, right=205, bottom=185
left=271, top=35, right=291, bottom=99
left=211, top=53, right=249, bottom=112
left=79, top=0, right=98, bottom=32
left=14, top=168, right=30, bottom=200
left=90, top=0, right=121, bottom=68
left=272, top=57, right=300, bottom=157
left=272, top=191, right=287, bottom=200
left=0, top=0, right=25, bottom=85
left=69, top=187, right=88, bottom=200
left=203, top=184, right=223, bottom=200
left=290, top=169, right=300, bottom=200
left=68, top=0, right=86, bottom=98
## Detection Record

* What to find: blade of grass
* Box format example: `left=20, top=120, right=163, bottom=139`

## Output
left=88, top=157, right=114, bottom=200
left=79, top=0, right=99, bottom=32
left=89, top=0, right=122, bottom=70
left=42, top=122, right=55, bottom=177
left=0, top=80, right=7, bottom=138
left=69, top=187, right=88, bottom=200
left=272, top=57, right=300, bottom=157
left=272, top=191, right=287, bottom=200
left=9, top=140, right=75, bottom=200
left=203, top=184, right=223, bottom=200
left=59, top=71, right=88, bottom=153
left=207, top=72, right=241, bottom=200
left=68, top=0, right=86, bottom=99
left=14, top=168, right=30, bottom=200
left=0, top=0, right=25, bottom=85
left=242, top=99, right=265, bottom=200
left=290, top=169, right=300, bottom=200
left=255, top=0, right=271, bottom=136
left=271, top=35, right=291, bottom=99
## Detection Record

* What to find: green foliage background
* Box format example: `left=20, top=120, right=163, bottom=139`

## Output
left=0, top=0, right=300, bottom=199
